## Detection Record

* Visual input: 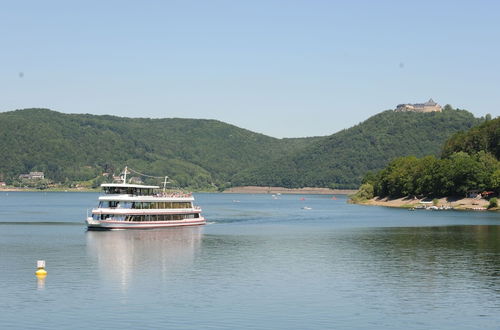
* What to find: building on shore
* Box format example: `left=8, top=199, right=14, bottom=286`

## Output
left=18, top=172, right=45, bottom=180
left=395, top=99, right=442, bottom=112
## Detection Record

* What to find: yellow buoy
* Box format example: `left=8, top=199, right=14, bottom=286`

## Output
left=35, top=260, right=47, bottom=276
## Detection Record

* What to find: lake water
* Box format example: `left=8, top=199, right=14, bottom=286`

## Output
left=0, top=192, right=499, bottom=329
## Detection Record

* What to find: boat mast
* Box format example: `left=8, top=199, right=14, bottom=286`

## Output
left=163, top=176, right=169, bottom=193
left=123, top=166, right=128, bottom=184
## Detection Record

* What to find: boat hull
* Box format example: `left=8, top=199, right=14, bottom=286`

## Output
left=86, top=217, right=206, bottom=230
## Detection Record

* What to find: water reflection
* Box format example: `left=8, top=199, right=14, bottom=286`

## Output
left=348, top=225, right=500, bottom=301
left=86, top=227, right=203, bottom=289
left=36, top=275, right=46, bottom=290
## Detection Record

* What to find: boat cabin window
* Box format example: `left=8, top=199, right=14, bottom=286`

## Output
left=104, top=187, right=154, bottom=196
left=124, top=213, right=199, bottom=221
left=132, top=202, right=192, bottom=209
left=98, top=201, right=132, bottom=209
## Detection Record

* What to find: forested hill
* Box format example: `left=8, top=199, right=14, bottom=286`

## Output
left=0, top=107, right=484, bottom=190
left=231, top=107, right=484, bottom=189
left=0, top=108, right=319, bottom=188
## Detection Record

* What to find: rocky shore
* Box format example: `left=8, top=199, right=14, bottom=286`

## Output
left=355, top=196, right=497, bottom=211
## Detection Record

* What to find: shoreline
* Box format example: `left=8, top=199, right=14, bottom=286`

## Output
left=0, top=185, right=356, bottom=195
left=353, top=196, right=498, bottom=211
left=222, top=186, right=357, bottom=195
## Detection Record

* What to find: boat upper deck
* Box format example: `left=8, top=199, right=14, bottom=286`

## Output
left=98, top=194, right=194, bottom=202
left=101, top=183, right=159, bottom=195
left=99, top=183, right=193, bottom=201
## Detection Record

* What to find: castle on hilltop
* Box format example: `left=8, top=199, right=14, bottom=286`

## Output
left=395, top=99, right=442, bottom=113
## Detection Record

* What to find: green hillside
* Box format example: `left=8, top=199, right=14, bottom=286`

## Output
left=231, top=107, right=484, bottom=189
left=0, top=108, right=317, bottom=189
left=0, top=107, right=485, bottom=190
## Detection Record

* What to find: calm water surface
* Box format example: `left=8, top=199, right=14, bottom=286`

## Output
left=0, top=192, right=499, bottom=329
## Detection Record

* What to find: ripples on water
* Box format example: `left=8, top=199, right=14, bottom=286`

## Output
left=0, top=192, right=499, bottom=329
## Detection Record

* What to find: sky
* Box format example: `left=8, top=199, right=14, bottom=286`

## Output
left=1, top=0, right=499, bottom=138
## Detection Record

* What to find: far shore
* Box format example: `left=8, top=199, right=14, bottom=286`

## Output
left=0, top=185, right=356, bottom=195
left=0, top=186, right=100, bottom=192
left=223, top=186, right=357, bottom=195
left=353, top=196, right=498, bottom=211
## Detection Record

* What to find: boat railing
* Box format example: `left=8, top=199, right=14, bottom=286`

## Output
left=154, top=192, right=193, bottom=198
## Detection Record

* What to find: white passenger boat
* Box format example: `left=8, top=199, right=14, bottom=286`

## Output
left=86, top=167, right=205, bottom=230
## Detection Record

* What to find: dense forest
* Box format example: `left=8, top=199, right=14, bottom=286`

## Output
left=359, top=117, right=500, bottom=199
left=0, top=107, right=485, bottom=190
left=231, top=106, right=484, bottom=188
left=0, top=108, right=318, bottom=189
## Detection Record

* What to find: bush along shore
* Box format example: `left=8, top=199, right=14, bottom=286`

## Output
left=351, top=117, right=499, bottom=211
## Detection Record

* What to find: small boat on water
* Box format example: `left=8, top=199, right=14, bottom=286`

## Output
left=86, top=167, right=205, bottom=230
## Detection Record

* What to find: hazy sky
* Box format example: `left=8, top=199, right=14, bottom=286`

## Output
left=2, top=0, right=499, bottom=138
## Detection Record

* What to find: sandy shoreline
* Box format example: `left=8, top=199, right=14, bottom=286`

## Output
left=223, top=186, right=357, bottom=195
left=355, top=196, right=497, bottom=211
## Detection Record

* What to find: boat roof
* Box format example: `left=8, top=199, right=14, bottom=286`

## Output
left=101, top=183, right=160, bottom=189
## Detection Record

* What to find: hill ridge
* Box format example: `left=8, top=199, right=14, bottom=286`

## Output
left=0, top=107, right=483, bottom=189
left=231, top=108, right=484, bottom=188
